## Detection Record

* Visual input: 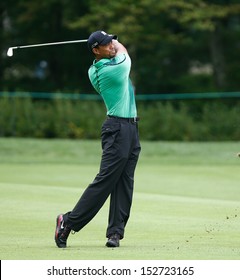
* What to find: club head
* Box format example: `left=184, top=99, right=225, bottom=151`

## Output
left=7, top=48, right=13, bottom=57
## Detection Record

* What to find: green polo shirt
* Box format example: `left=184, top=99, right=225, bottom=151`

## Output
left=88, top=53, right=137, bottom=118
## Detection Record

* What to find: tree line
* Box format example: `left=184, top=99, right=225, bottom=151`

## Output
left=1, top=0, right=240, bottom=95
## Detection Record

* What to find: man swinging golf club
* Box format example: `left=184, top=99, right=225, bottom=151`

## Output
left=55, top=30, right=141, bottom=248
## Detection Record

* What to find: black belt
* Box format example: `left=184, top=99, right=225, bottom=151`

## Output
left=107, top=115, right=140, bottom=122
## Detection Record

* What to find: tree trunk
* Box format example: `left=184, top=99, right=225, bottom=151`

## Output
left=209, top=25, right=226, bottom=90
left=0, top=5, right=4, bottom=83
left=48, top=2, right=64, bottom=89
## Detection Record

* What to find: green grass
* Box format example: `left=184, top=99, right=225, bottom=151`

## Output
left=0, top=138, right=239, bottom=260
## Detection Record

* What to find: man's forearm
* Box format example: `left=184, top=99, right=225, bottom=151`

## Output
left=113, top=40, right=128, bottom=55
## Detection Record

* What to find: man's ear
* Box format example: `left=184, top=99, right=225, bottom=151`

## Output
left=92, top=47, right=100, bottom=55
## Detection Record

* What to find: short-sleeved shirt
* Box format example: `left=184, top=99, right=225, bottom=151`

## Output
left=88, top=53, right=137, bottom=118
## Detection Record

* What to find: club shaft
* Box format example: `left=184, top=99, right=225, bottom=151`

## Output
left=12, top=39, right=88, bottom=50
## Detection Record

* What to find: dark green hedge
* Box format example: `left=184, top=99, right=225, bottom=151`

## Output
left=0, top=97, right=239, bottom=141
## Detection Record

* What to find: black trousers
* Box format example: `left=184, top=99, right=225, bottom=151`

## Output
left=63, top=117, right=141, bottom=239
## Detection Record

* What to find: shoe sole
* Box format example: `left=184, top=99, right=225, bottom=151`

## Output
left=55, top=214, right=66, bottom=248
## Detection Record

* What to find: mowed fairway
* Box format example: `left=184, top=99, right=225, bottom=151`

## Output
left=0, top=138, right=239, bottom=260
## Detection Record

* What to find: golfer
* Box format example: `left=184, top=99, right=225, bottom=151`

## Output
left=55, top=30, right=141, bottom=248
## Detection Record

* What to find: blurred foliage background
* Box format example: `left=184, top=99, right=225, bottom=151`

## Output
left=1, top=0, right=240, bottom=94
left=1, top=0, right=240, bottom=140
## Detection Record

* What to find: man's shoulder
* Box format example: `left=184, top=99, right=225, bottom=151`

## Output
left=89, top=53, right=130, bottom=75
left=105, top=53, right=128, bottom=66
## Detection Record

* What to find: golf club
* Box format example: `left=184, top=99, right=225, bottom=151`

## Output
left=7, top=39, right=88, bottom=57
